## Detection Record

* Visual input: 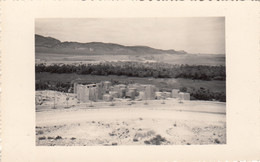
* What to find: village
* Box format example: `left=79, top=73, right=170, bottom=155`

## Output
left=36, top=81, right=191, bottom=109
left=74, top=81, right=190, bottom=104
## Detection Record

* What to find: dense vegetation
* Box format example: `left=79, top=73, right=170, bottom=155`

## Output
left=179, top=86, right=225, bottom=102
left=36, top=62, right=225, bottom=81
left=35, top=62, right=226, bottom=102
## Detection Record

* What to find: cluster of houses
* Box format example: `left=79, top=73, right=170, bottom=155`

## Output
left=74, top=81, right=190, bottom=103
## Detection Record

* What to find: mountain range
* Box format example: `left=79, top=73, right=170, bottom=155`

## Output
left=35, top=34, right=188, bottom=55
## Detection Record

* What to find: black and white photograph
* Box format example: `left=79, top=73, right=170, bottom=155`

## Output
left=35, top=18, right=226, bottom=146
left=2, top=1, right=260, bottom=161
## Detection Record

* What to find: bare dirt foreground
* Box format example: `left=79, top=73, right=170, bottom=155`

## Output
left=36, top=92, right=226, bottom=146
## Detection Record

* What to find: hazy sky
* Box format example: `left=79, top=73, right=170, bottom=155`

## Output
left=35, top=18, right=225, bottom=54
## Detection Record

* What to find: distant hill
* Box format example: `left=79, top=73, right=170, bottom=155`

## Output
left=35, top=34, right=188, bottom=55
left=35, top=34, right=61, bottom=47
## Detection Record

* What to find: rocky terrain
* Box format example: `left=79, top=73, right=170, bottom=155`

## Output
left=36, top=90, right=226, bottom=146
left=35, top=34, right=187, bottom=55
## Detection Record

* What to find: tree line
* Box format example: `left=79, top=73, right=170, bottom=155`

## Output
left=35, top=62, right=225, bottom=81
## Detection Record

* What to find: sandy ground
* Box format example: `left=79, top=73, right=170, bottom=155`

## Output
left=36, top=91, right=226, bottom=146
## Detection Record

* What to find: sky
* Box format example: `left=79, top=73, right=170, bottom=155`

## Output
left=35, top=18, right=225, bottom=54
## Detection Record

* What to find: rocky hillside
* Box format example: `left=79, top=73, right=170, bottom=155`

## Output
left=35, top=34, right=187, bottom=55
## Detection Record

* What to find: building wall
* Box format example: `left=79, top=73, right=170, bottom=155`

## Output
left=89, top=87, right=98, bottom=102
left=172, top=89, right=180, bottom=98
left=179, top=92, right=190, bottom=100
left=145, top=85, right=156, bottom=100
